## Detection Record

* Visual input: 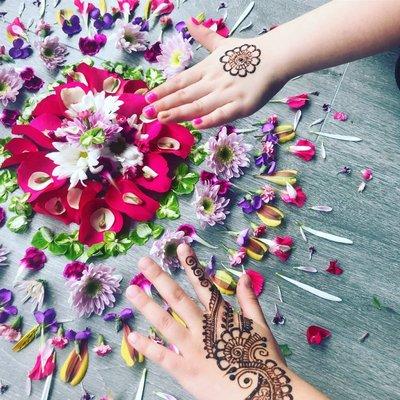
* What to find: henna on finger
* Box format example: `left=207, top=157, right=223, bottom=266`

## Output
left=186, top=255, right=293, bottom=400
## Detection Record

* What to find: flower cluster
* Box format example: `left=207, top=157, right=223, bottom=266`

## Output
left=1, top=63, right=195, bottom=246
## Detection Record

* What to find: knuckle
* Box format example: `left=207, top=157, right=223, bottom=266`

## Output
left=193, top=99, right=205, bottom=114
left=154, top=346, right=167, bottom=364
left=171, top=286, right=186, bottom=304
left=159, top=314, right=173, bottom=332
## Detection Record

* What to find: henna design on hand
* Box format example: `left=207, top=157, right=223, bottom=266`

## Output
left=186, top=255, right=293, bottom=400
left=219, top=44, right=261, bottom=77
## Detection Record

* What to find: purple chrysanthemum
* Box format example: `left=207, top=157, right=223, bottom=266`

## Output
left=193, top=182, right=230, bottom=228
left=0, top=67, right=24, bottom=107
left=115, top=20, right=149, bottom=53
left=206, top=128, right=253, bottom=180
left=67, top=263, right=122, bottom=318
left=150, top=230, right=192, bottom=272
left=36, top=36, right=68, bottom=70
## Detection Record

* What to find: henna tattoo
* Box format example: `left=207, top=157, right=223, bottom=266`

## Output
left=186, top=255, right=293, bottom=400
left=219, top=44, right=261, bottom=77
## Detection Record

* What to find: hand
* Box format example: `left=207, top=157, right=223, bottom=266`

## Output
left=142, top=19, right=288, bottom=129
left=126, top=244, right=329, bottom=400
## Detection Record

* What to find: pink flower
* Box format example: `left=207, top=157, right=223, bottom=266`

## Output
left=246, top=270, right=265, bottom=297
left=63, top=261, right=88, bottom=280
left=151, top=0, right=174, bottom=15
left=130, top=272, right=152, bottom=296
left=229, top=247, right=247, bottom=266
left=202, top=18, right=229, bottom=37
left=280, top=185, right=307, bottom=207
left=6, top=18, right=27, bottom=41
left=93, top=343, right=112, bottom=357
left=306, top=325, right=331, bottom=345
left=289, top=139, right=316, bottom=161
left=0, top=324, right=21, bottom=342
left=286, top=93, right=309, bottom=109
left=117, top=0, right=139, bottom=12
left=20, top=247, right=47, bottom=271
left=326, top=260, right=343, bottom=275
left=51, top=335, right=69, bottom=349
left=253, top=224, right=267, bottom=237
left=333, top=111, right=348, bottom=121
left=28, top=341, right=56, bottom=381
left=259, top=236, right=293, bottom=262
left=361, top=168, right=373, bottom=181
left=260, top=185, right=275, bottom=204
left=79, top=34, right=107, bottom=56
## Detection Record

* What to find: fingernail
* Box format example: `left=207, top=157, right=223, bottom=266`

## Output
left=145, top=91, right=158, bottom=103
left=126, top=285, right=140, bottom=299
left=193, top=117, right=203, bottom=126
left=242, top=273, right=252, bottom=288
left=143, top=105, right=157, bottom=118
left=128, top=332, right=138, bottom=344
left=191, top=17, right=200, bottom=25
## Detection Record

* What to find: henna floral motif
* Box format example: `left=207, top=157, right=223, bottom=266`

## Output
left=219, top=44, right=261, bottom=77
left=186, top=255, right=293, bottom=400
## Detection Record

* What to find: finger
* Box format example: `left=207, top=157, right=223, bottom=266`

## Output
left=128, top=331, right=186, bottom=378
left=192, top=101, right=239, bottom=129
left=236, top=273, right=267, bottom=327
left=126, top=285, right=189, bottom=349
left=152, top=80, right=211, bottom=115
left=144, top=64, right=203, bottom=104
left=187, top=17, right=225, bottom=52
left=138, top=257, right=203, bottom=328
left=176, top=243, right=214, bottom=309
left=158, top=92, right=229, bottom=124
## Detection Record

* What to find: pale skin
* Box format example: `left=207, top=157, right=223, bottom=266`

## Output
left=126, top=244, right=329, bottom=400
left=142, top=0, right=400, bottom=129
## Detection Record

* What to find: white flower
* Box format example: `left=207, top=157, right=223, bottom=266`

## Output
left=15, top=279, right=45, bottom=311
left=115, top=20, right=149, bottom=53
left=46, top=142, right=103, bottom=188
left=156, top=33, right=193, bottom=78
left=116, top=145, right=144, bottom=173
left=66, top=91, right=123, bottom=120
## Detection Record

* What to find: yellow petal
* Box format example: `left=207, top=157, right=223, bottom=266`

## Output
left=245, top=237, right=269, bottom=261
left=256, top=205, right=284, bottom=227
left=170, top=310, right=187, bottom=328
left=256, top=170, right=298, bottom=186
left=70, top=345, right=89, bottom=386
left=99, top=0, right=107, bottom=14
left=12, top=325, right=39, bottom=352
left=60, top=343, right=89, bottom=386
left=274, top=124, right=296, bottom=143
left=121, top=324, right=136, bottom=367
left=213, top=271, right=237, bottom=295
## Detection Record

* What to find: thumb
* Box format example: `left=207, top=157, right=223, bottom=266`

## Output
left=187, top=17, right=225, bottom=52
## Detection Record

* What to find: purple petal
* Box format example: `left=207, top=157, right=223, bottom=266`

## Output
left=0, top=311, right=9, bottom=323
left=75, top=327, right=91, bottom=341
left=103, top=312, right=117, bottom=322
left=34, top=310, right=44, bottom=324
left=0, top=288, right=12, bottom=305
left=119, top=308, right=134, bottom=321
left=65, top=329, right=76, bottom=341
left=43, top=308, right=56, bottom=325
left=4, top=305, right=17, bottom=316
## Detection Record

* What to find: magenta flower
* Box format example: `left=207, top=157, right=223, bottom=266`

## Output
left=20, top=67, right=44, bottom=92
left=144, top=41, right=162, bottom=63
left=0, top=109, right=20, bottom=128
left=63, top=261, right=88, bottom=280
left=361, top=168, right=373, bottom=181
left=79, top=33, right=107, bottom=56
left=177, top=224, right=218, bottom=249
left=289, top=139, right=316, bottom=161
left=229, top=247, right=247, bottom=267
left=20, top=247, right=47, bottom=271
left=333, top=111, right=348, bottom=121
left=0, top=207, right=6, bottom=226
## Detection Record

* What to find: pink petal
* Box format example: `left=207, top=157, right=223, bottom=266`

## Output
left=246, top=269, right=265, bottom=297
left=135, top=153, right=171, bottom=193
left=2, top=138, right=38, bottom=168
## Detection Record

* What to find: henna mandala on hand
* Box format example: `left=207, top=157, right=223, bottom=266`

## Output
left=219, top=44, right=261, bottom=77
left=186, top=255, right=293, bottom=400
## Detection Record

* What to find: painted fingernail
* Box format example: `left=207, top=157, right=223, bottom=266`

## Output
left=193, top=117, right=203, bottom=126
left=145, top=91, right=158, bottom=103
left=128, top=332, right=138, bottom=344
left=143, top=105, right=157, bottom=118
left=126, top=285, right=140, bottom=299
left=191, top=17, right=200, bottom=25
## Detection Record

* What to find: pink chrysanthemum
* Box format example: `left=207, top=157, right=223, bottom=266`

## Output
left=36, top=36, right=68, bottom=70
left=115, top=20, right=149, bottom=53
left=0, top=67, right=24, bottom=107
left=67, top=263, right=122, bottom=317
left=206, top=128, right=252, bottom=180
left=193, top=182, right=230, bottom=228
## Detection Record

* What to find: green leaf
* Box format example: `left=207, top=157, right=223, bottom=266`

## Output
left=86, top=242, right=105, bottom=258
left=65, top=242, right=84, bottom=260
left=104, top=231, right=117, bottom=243
left=180, top=122, right=202, bottom=142
left=149, top=223, right=164, bottom=239
left=54, top=232, right=73, bottom=246
left=136, top=223, right=153, bottom=239
left=31, top=227, right=53, bottom=249
left=189, top=145, right=208, bottom=166
left=156, top=192, right=180, bottom=220
left=48, top=241, right=68, bottom=256
left=80, top=127, right=105, bottom=147
left=145, top=68, right=166, bottom=89
left=172, top=164, right=199, bottom=195
left=279, top=344, right=292, bottom=357
left=372, top=295, right=382, bottom=310
left=6, top=215, right=29, bottom=233
left=9, top=193, right=32, bottom=216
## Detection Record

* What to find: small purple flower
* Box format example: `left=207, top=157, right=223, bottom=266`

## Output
left=62, top=15, right=82, bottom=37
left=89, top=7, right=101, bottom=20
left=237, top=195, right=263, bottom=214
left=175, top=21, right=193, bottom=42
left=34, top=308, right=58, bottom=332
left=93, top=13, right=114, bottom=31
left=79, top=33, right=107, bottom=56
left=236, top=228, right=250, bottom=246
left=144, top=41, right=161, bottom=63
left=0, top=289, right=18, bottom=323
left=65, top=329, right=76, bottom=341
left=104, top=308, right=134, bottom=332
left=20, top=67, right=44, bottom=93
left=103, top=312, right=117, bottom=322
left=0, top=109, right=20, bottom=128
left=308, top=245, right=317, bottom=261
left=8, top=39, right=32, bottom=59
left=206, top=255, right=217, bottom=278
left=75, top=327, right=92, bottom=341
left=119, top=308, right=134, bottom=321
left=20, top=247, right=47, bottom=271
left=262, top=122, right=275, bottom=133
left=263, top=132, right=279, bottom=145
left=338, top=166, right=352, bottom=175
left=132, top=17, right=149, bottom=32
left=272, top=306, right=285, bottom=325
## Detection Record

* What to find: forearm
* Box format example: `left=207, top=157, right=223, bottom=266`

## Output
left=263, top=0, right=400, bottom=80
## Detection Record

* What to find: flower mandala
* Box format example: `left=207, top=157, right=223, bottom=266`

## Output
left=219, top=44, right=261, bottom=77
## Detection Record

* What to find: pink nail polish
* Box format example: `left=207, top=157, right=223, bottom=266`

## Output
left=143, top=105, right=157, bottom=118
left=145, top=91, right=158, bottom=104
left=193, top=117, right=203, bottom=126
left=191, top=17, right=200, bottom=25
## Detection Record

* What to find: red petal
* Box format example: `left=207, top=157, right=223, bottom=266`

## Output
left=78, top=199, right=124, bottom=245
left=326, top=260, right=343, bottom=275
left=122, top=79, right=148, bottom=94
left=306, top=325, right=331, bottom=345
left=135, top=153, right=171, bottom=193
left=74, top=63, right=118, bottom=93
left=246, top=269, right=265, bottom=297
left=32, top=94, right=65, bottom=118
left=105, top=178, right=159, bottom=221
left=117, top=93, right=147, bottom=118
left=1, top=138, right=38, bottom=168
left=275, top=236, right=294, bottom=246
left=12, top=123, right=55, bottom=150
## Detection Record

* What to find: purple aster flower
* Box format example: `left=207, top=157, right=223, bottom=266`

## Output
left=8, top=38, right=32, bottom=59
left=206, top=127, right=253, bottom=180
left=193, top=182, right=230, bottom=228
left=150, top=230, right=192, bottom=272
left=62, top=15, right=82, bottom=37
left=94, top=12, right=114, bottom=31
left=36, top=36, right=68, bottom=70
left=66, top=263, right=122, bottom=317
left=237, top=228, right=250, bottom=246
left=0, top=67, right=24, bottom=107
left=144, top=41, right=161, bottom=63
left=115, top=20, right=149, bottom=53
left=0, top=289, right=18, bottom=323
left=20, top=247, right=47, bottom=271
left=237, top=195, right=263, bottom=214
left=79, top=33, right=107, bottom=56
left=0, top=109, right=20, bottom=127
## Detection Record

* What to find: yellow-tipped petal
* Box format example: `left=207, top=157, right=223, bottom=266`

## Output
left=170, top=310, right=187, bottom=328
left=256, top=170, right=298, bottom=186
left=60, top=343, right=89, bottom=386
left=55, top=9, right=73, bottom=25
left=70, top=345, right=89, bottom=386
left=12, top=325, right=39, bottom=352
left=275, top=124, right=296, bottom=143
left=99, top=0, right=107, bottom=14
left=213, top=270, right=237, bottom=295
left=245, top=237, right=269, bottom=261
left=256, top=205, right=284, bottom=227
left=121, top=324, right=136, bottom=367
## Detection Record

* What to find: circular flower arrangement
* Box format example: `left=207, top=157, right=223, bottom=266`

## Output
left=1, top=62, right=195, bottom=246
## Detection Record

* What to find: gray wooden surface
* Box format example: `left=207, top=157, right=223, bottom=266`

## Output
left=0, top=1, right=399, bottom=399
